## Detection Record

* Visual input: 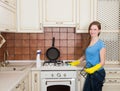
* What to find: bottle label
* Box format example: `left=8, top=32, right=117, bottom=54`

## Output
left=37, top=52, right=41, bottom=54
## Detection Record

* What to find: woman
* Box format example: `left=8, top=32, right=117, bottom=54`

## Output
left=70, top=21, right=106, bottom=91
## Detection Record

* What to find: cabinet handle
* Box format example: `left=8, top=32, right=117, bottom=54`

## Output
left=40, top=23, right=42, bottom=30
left=4, top=0, right=9, bottom=3
left=5, top=29, right=9, bottom=31
left=109, top=71, right=117, bottom=74
left=16, top=84, right=20, bottom=89
left=76, top=24, right=80, bottom=30
left=78, top=78, right=80, bottom=81
left=108, top=79, right=117, bottom=83
left=22, top=81, right=25, bottom=91
left=34, top=73, right=37, bottom=83
left=56, top=22, right=63, bottom=24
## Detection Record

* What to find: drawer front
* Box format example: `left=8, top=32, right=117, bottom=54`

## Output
left=103, top=78, right=120, bottom=91
left=106, top=71, right=120, bottom=78
left=105, top=78, right=120, bottom=85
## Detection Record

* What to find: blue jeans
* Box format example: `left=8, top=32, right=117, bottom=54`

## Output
left=83, top=69, right=106, bottom=91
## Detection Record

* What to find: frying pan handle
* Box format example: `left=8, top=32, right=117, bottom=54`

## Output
left=52, top=37, right=55, bottom=47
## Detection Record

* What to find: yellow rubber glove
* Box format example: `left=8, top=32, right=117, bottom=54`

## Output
left=84, top=64, right=102, bottom=74
left=69, top=60, right=80, bottom=66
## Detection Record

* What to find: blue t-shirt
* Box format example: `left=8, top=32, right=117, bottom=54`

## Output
left=85, top=39, right=105, bottom=68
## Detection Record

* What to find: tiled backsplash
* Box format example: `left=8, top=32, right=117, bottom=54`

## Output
left=0, top=28, right=90, bottom=61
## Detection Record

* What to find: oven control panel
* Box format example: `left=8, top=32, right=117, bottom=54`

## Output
left=41, top=71, right=77, bottom=78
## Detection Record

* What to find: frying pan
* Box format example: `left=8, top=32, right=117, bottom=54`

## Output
left=46, top=37, right=60, bottom=61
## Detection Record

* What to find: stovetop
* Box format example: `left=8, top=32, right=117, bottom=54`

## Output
left=31, top=60, right=83, bottom=71
left=43, top=60, right=71, bottom=66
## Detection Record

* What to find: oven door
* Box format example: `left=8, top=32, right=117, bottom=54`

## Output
left=41, top=78, right=76, bottom=91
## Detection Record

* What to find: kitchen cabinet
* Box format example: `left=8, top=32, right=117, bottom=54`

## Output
left=43, top=0, right=76, bottom=27
left=17, top=0, right=43, bottom=33
left=0, top=0, right=16, bottom=32
left=0, top=0, right=16, bottom=9
left=76, top=0, right=96, bottom=33
left=77, top=71, right=85, bottom=91
left=32, top=70, right=40, bottom=91
left=77, top=67, right=120, bottom=91
left=12, top=74, right=29, bottom=91
left=103, top=70, right=120, bottom=91
left=76, top=0, right=120, bottom=33
left=95, top=0, right=120, bottom=32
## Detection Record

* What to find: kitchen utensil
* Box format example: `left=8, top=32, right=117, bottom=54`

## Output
left=46, top=37, right=60, bottom=61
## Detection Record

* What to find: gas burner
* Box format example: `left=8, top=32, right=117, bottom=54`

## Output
left=43, top=60, right=64, bottom=66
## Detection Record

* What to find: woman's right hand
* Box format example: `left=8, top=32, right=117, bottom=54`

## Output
left=68, top=60, right=80, bottom=66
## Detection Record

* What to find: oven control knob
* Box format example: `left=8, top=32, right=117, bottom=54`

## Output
left=51, top=74, right=54, bottom=77
left=64, top=73, right=66, bottom=77
left=57, top=73, right=61, bottom=77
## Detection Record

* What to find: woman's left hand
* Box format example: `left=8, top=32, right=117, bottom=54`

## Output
left=84, top=64, right=102, bottom=74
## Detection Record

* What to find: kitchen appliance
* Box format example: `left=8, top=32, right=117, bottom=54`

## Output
left=41, top=70, right=77, bottom=91
left=40, top=59, right=81, bottom=91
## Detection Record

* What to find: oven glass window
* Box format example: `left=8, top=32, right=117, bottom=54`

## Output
left=47, top=85, right=70, bottom=91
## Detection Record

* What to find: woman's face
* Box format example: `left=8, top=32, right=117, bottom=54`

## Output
left=89, top=25, right=100, bottom=37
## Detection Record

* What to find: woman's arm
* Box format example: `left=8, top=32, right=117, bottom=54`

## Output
left=99, top=47, right=106, bottom=66
left=79, top=55, right=85, bottom=62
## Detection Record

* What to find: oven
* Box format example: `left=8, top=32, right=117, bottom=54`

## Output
left=40, top=70, right=77, bottom=91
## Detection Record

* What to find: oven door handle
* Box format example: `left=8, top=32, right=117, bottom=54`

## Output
left=46, top=80, right=72, bottom=85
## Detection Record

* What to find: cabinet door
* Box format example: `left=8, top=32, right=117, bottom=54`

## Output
left=17, top=0, right=43, bottom=33
left=103, top=78, right=120, bottom=91
left=32, top=71, right=40, bottom=91
left=43, top=0, right=76, bottom=27
left=0, top=1, right=16, bottom=32
left=9, top=0, right=16, bottom=8
left=0, top=2, right=16, bottom=32
left=96, top=0, right=120, bottom=32
left=12, top=74, right=29, bottom=91
left=76, top=0, right=96, bottom=33
left=1, top=0, right=16, bottom=8
left=22, top=75, right=29, bottom=91
left=12, top=84, right=22, bottom=91
left=102, top=70, right=120, bottom=91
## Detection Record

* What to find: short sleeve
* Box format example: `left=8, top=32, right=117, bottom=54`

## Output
left=99, top=40, right=105, bottom=50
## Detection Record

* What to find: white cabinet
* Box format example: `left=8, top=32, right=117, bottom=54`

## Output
left=77, top=71, right=85, bottom=91
left=0, top=0, right=16, bottom=32
left=95, top=0, right=120, bottom=32
left=76, top=0, right=120, bottom=33
left=103, top=70, right=120, bottom=91
left=32, top=71, right=40, bottom=91
left=12, top=74, right=30, bottom=91
left=76, top=0, right=96, bottom=33
left=17, top=0, right=43, bottom=33
left=43, top=0, right=76, bottom=27
left=0, top=0, right=16, bottom=8
left=78, top=69, right=120, bottom=91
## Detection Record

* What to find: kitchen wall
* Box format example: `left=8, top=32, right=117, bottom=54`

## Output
left=0, top=27, right=90, bottom=61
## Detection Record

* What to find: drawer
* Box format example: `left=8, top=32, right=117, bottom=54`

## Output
left=105, top=78, right=120, bottom=85
left=106, top=71, right=120, bottom=78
